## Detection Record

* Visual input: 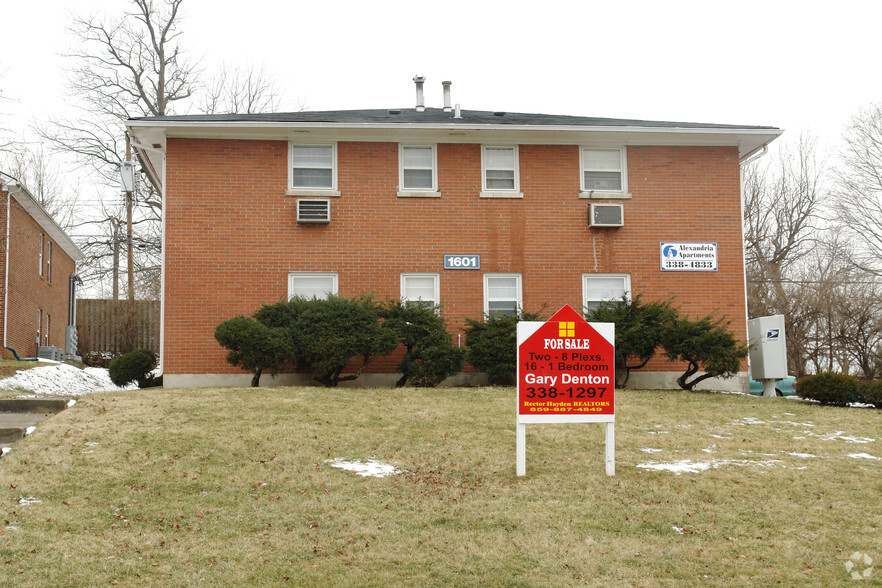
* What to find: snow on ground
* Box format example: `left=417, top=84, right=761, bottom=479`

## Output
left=325, top=458, right=402, bottom=478
left=0, top=363, right=136, bottom=397
left=848, top=453, right=881, bottom=460
left=636, top=459, right=784, bottom=474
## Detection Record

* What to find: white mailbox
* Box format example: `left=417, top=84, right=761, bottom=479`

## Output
left=748, top=314, right=788, bottom=397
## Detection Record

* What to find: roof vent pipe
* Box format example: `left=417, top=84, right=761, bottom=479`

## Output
left=442, top=81, right=452, bottom=112
left=454, top=103, right=462, bottom=119
left=413, top=75, right=426, bottom=112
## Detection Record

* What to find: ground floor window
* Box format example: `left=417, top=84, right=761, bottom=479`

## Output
left=288, top=272, right=338, bottom=300
left=401, top=273, right=439, bottom=309
left=583, top=273, right=630, bottom=311
left=484, top=273, right=522, bottom=317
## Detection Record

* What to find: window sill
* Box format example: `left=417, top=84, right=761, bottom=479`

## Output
left=480, top=191, right=524, bottom=199
left=397, top=190, right=441, bottom=198
left=579, top=191, right=631, bottom=199
left=285, top=189, right=341, bottom=197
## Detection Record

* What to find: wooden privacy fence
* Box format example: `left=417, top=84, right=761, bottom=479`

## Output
left=76, top=299, right=160, bottom=354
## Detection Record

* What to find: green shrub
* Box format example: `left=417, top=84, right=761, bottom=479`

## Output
left=585, top=295, right=677, bottom=387
left=796, top=373, right=860, bottom=406
left=294, top=295, right=398, bottom=387
left=382, top=301, right=464, bottom=387
left=464, top=310, right=542, bottom=385
left=108, top=349, right=158, bottom=388
left=214, top=316, right=293, bottom=387
left=857, top=380, right=882, bottom=408
left=660, top=314, right=748, bottom=391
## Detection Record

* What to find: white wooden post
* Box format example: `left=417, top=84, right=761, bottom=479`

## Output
left=516, top=423, right=526, bottom=476
left=605, top=422, right=615, bottom=476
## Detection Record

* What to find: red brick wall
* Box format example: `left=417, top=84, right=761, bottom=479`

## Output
left=1, top=189, right=77, bottom=358
left=164, top=139, right=746, bottom=376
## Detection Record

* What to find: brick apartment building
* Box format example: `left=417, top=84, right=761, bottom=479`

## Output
left=1, top=173, right=83, bottom=360
left=127, top=81, right=781, bottom=390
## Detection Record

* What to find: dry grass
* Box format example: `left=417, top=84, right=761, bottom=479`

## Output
left=0, top=386, right=879, bottom=586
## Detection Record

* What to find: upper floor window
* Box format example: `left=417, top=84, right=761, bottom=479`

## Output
left=401, top=273, right=440, bottom=309
left=38, top=233, right=44, bottom=276
left=399, top=145, right=437, bottom=192
left=290, top=144, right=336, bottom=190
left=288, top=272, right=338, bottom=300
left=484, top=273, right=522, bottom=317
left=583, top=273, right=630, bottom=312
left=581, top=148, right=627, bottom=193
left=47, top=241, right=52, bottom=283
left=482, top=146, right=520, bottom=193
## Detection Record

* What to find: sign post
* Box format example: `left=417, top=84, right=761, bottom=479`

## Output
left=516, top=305, right=615, bottom=476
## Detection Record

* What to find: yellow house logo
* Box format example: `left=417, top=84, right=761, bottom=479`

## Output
left=559, top=321, right=575, bottom=337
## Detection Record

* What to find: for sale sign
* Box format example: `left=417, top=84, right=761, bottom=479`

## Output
left=517, top=305, right=615, bottom=423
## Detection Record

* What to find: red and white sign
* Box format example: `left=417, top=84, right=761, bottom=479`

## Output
left=517, top=305, right=615, bottom=423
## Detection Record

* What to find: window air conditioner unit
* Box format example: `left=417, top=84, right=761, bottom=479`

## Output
left=589, top=202, right=623, bottom=227
left=296, top=199, right=331, bottom=224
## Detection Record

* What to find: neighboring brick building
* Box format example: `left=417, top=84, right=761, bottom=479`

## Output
left=127, top=83, right=781, bottom=390
left=1, top=173, right=83, bottom=359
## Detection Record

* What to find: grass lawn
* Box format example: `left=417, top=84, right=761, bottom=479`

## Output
left=1, top=386, right=879, bottom=586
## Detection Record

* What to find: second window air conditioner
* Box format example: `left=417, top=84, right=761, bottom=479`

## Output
left=296, top=199, right=331, bottom=224
left=588, top=202, right=624, bottom=227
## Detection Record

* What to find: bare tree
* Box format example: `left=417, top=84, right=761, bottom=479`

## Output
left=836, top=102, right=882, bottom=275
left=5, top=145, right=79, bottom=230
left=743, top=135, right=829, bottom=376
left=199, top=63, right=282, bottom=115
left=38, top=0, right=194, bottom=298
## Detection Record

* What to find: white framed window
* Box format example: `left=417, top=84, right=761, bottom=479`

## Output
left=47, top=241, right=52, bottom=282
left=289, top=144, right=337, bottom=191
left=581, top=148, right=627, bottom=193
left=288, top=272, right=338, bottom=300
left=45, top=314, right=50, bottom=346
left=583, top=273, right=631, bottom=312
left=401, top=273, right=440, bottom=309
left=399, top=145, right=437, bottom=193
left=484, top=273, right=522, bottom=317
left=481, top=146, right=521, bottom=196
left=38, top=233, right=44, bottom=276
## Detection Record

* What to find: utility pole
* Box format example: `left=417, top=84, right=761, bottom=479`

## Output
left=125, top=135, right=135, bottom=303
left=112, top=221, right=120, bottom=301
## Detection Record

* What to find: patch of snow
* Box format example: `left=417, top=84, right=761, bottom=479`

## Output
left=819, top=431, right=875, bottom=444
left=66, top=399, right=76, bottom=407
left=709, top=434, right=731, bottom=439
left=776, top=420, right=815, bottom=427
left=325, top=458, right=402, bottom=478
left=85, top=442, right=98, bottom=447
left=786, top=452, right=818, bottom=458
left=648, top=431, right=669, bottom=435
left=0, top=363, right=136, bottom=397
left=1, top=447, right=10, bottom=457
left=732, top=417, right=766, bottom=426
left=847, top=453, right=880, bottom=460
left=24, top=426, right=36, bottom=436
left=784, top=413, right=796, bottom=416
left=637, top=459, right=783, bottom=475
left=673, top=526, right=685, bottom=534
left=17, top=496, right=42, bottom=506
left=701, top=445, right=717, bottom=454
left=849, top=402, right=876, bottom=408
left=638, top=448, right=664, bottom=453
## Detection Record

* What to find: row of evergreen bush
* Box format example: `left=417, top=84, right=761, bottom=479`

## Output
left=213, top=295, right=750, bottom=390
left=796, top=372, right=882, bottom=407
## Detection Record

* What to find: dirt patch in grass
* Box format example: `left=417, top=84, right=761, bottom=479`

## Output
left=0, top=387, right=879, bottom=586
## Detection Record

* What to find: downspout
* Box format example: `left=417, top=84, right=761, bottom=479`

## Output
left=3, top=185, right=11, bottom=348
